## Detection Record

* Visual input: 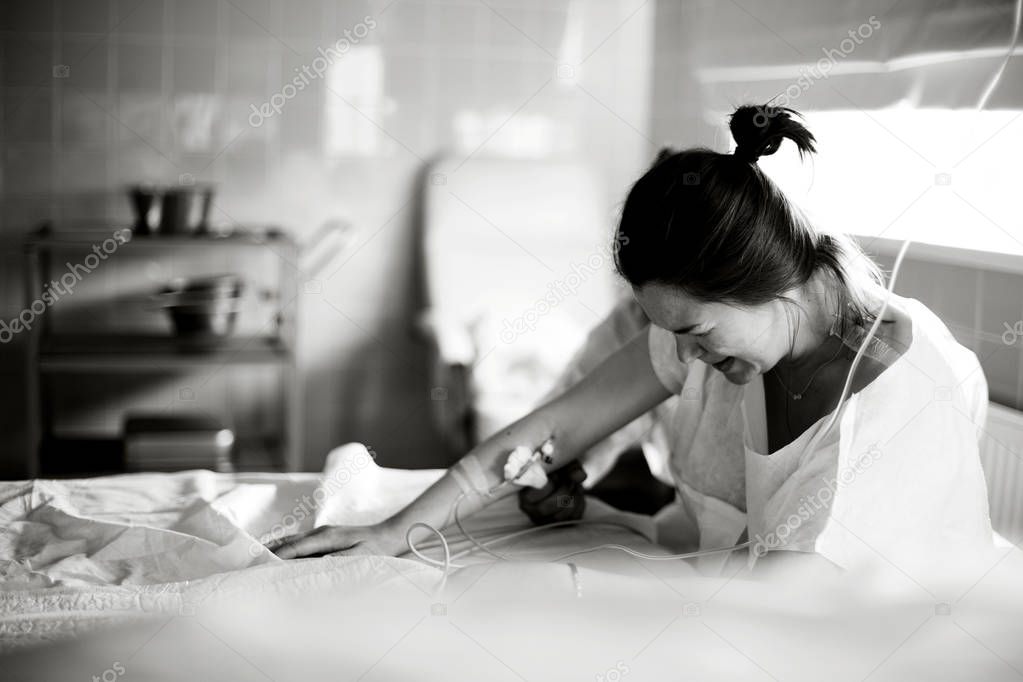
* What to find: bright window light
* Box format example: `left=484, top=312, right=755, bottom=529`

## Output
left=749, top=109, right=1023, bottom=256
left=325, top=46, right=385, bottom=157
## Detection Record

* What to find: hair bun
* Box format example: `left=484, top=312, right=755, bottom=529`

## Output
left=729, top=104, right=816, bottom=163
left=653, top=146, right=678, bottom=165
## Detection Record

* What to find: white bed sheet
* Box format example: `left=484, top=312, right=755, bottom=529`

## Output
left=3, top=444, right=1023, bottom=679
left=0, top=444, right=678, bottom=652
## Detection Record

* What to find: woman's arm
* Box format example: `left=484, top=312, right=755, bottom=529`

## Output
left=387, top=327, right=673, bottom=529
left=269, top=328, right=673, bottom=559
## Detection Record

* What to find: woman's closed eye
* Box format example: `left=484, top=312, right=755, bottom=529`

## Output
left=692, top=332, right=728, bottom=356
left=683, top=334, right=714, bottom=354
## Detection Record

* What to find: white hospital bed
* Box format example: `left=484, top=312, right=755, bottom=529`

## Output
left=3, top=443, right=1023, bottom=680
left=0, top=444, right=669, bottom=650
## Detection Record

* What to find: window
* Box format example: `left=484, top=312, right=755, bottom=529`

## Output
left=753, top=109, right=1023, bottom=256
left=325, top=46, right=386, bottom=157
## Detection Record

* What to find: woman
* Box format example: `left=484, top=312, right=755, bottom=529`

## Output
left=270, top=105, right=993, bottom=573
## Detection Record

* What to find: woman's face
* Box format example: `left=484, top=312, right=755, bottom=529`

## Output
left=633, top=282, right=792, bottom=385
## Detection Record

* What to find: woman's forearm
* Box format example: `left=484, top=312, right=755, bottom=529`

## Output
left=382, top=403, right=563, bottom=535
left=268, top=331, right=669, bottom=559
left=382, top=328, right=671, bottom=537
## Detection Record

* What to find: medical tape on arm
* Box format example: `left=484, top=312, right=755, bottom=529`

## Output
left=445, top=454, right=495, bottom=529
left=452, top=453, right=494, bottom=498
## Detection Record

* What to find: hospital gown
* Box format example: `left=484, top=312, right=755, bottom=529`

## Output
left=550, top=293, right=994, bottom=574
left=647, top=293, right=993, bottom=573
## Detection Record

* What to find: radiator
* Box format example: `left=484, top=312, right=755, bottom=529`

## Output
left=979, top=402, right=1023, bottom=543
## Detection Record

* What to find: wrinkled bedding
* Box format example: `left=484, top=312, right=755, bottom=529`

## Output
left=0, top=444, right=672, bottom=651
left=4, top=445, right=1023, bottom=680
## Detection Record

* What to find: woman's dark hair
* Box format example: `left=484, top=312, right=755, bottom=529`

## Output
left=614, top=104, right=882, bottom=333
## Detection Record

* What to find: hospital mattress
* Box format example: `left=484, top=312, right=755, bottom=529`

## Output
left=0, top=444, right=675, bottom=652
left=3, top=445, right=1023, bottom=681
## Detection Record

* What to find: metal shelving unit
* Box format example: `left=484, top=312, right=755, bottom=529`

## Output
left=24, top=226, right=301, bottom=477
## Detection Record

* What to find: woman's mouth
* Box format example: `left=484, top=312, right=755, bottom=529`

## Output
left=713, top=357, right=735, bottom=373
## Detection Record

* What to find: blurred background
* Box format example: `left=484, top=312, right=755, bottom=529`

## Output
left=0, top=0, right=1020, bottom=480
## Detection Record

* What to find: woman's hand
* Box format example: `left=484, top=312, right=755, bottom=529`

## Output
left=518, top=460, right=588, bottom=525
left=265, top=522, right=406, bottom=559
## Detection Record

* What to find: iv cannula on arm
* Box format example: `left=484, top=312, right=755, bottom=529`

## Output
left=378, top=329, right=673, bottom=538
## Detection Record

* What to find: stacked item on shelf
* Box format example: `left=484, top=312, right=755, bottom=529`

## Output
left=124, top=414, right=235, bottom=473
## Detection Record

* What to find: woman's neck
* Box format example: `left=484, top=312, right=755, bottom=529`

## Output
left=781, top=277, right=840, bottom=369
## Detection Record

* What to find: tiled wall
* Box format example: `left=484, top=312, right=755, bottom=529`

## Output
left=0, top=0, right=656, bottom=476
left=8, top=0, right=1013, bottom=481
left=871, top=253, right=1023, bottom=411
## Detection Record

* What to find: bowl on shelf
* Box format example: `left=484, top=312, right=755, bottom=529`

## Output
left=127, top=183, right=215, bottom=235
left=152, top=274, right=244, bottom=338
left=160, top=185, right=214, bottom=234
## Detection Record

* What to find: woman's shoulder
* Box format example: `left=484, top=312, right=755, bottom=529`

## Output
left=898, top=295, right=981, bottom=376
left=861, top=294, right=986, bottom=406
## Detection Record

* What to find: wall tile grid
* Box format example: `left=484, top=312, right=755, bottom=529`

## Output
left=872, top=255, right=1023, bottom=411
left=0, top=0, right=656, bottom=475
left=6, top=0, right=1015, bottom=479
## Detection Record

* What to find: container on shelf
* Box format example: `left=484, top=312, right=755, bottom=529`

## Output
left=126, top=184, right=215, bottom=235
left=124, top=413, right=235, bottom=473
left=152, top=274, right=245, bottom=338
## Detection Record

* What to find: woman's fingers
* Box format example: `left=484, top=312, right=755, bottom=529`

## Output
left=267, top=531, right=319, bottom=559
left=263, top=533, right=296, bottom=552
left=267, top=527, right=356, bottom=559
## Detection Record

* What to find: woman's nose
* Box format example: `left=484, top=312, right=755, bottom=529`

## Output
left=675, top=335, right=701, bottom=363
